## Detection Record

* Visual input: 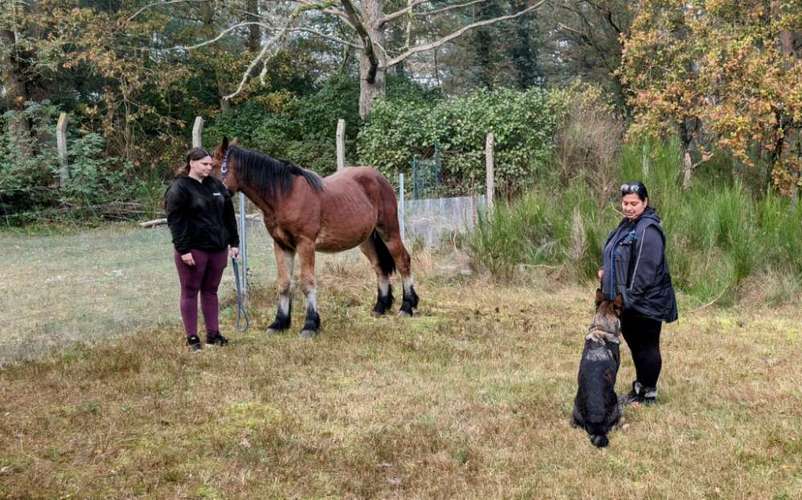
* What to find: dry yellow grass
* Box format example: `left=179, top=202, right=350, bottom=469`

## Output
left=1, top=241, right=801, bottom=498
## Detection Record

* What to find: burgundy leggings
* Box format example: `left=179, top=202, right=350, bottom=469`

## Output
left=174, top=249, right=228, bottom=337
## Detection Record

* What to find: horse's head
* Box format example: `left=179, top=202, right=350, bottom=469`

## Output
left=588, top=289, right=623, bottom=342
left=212, top=137, right=239, bottom=192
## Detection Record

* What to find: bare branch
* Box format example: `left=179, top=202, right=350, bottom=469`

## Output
left=126, top=0, right=208, bottom=24
left=296, top=0, right=354, bottom=29
left=289, top=27, right=361, bottom=47
left=224, top=11, right=304, bottom=101
left=381, top=0, right=431, bottom=26
left=174, top=21, right=262, bottom=50
left=384, top=0, right=548, bottom=68
left=415, top=0, right=487, bottom=18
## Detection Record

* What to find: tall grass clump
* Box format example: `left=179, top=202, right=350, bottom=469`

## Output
left=467, top=137, right=802, bottom=306
left=468, top=182, right=617, bottom=278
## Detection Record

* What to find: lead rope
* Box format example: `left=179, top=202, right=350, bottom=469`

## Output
left=231, top=257, right=250, bottom=332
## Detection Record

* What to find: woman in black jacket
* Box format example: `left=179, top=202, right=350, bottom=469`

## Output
left=599, top=181, right=678, bottom=405
left=165, top=147, right=240, bottom=351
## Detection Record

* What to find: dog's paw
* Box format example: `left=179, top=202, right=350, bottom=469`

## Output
left=590, top=434, right=609, bottom=448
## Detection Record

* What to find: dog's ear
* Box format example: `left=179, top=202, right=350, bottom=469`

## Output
left=613, top=293, right=624, bottom=315
left=595, top=288, right=604, bottom=307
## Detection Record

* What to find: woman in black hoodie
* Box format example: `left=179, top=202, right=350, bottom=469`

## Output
left=165, top=147, right=240, bottom=351
left=599, top=181, right=678, bottom=405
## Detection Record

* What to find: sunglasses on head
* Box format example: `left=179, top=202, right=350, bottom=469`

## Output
left=620, top=183, right=641, bottom=194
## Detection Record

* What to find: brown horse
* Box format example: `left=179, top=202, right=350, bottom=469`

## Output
left=212, top=138, right=419, bottom=338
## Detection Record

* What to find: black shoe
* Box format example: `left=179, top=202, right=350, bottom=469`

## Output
left=620, top=381, right=657, bottom=406
left=206, top=331, right=229, bottom=346
left=187, top=334, right=202, bottom=352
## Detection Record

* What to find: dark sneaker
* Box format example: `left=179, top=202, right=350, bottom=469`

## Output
left=187, top=334, right=202, bottom=352
left=620, top=381, right=657, bottom=406
left=206, top=331, right=229, bottom=346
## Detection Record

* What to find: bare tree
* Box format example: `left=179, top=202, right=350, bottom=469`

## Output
left=189, top=0, right=549, bottom=118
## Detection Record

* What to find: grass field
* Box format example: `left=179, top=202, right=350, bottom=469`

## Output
left=0, top=223, right=278, bottom=366
left=1, top=225, right=801, bottom=498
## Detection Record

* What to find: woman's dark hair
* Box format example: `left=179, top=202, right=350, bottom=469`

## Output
left=620, top=181, right=649, bottom=201
left=177, top=147, right=211, bottom=175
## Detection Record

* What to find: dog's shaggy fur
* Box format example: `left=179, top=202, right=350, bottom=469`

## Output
left=572, top=291, right=623, bottom=448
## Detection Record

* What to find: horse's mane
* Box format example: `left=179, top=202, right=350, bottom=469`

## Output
left=230, top=145, right=323, bottom=202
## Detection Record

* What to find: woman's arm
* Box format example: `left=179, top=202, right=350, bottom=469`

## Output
left=165, top=183, right=192, bottom=254
left=627, top=225, right=664, bottom=296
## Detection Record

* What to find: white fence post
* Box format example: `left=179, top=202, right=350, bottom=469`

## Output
left=57, top=113, right=68, bottom=187
left=239, top=192, right=248, bottom=297
left=485, top=132, right=494, bottom=210
left=192, top=116, right=204, bottom=149
left=336, top=118, right=346, bottom=171
left=399, top=173, right=405, bottom=243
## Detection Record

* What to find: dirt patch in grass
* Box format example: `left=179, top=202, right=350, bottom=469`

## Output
left=1, top=235, right=801, bottom=497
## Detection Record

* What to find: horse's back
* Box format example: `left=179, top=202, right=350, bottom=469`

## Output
left=323, top=166, right=396, bottom=203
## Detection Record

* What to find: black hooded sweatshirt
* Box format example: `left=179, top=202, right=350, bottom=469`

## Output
left=164, top=175, right=239, bottom=254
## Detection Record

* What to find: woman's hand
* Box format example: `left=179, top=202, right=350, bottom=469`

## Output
left=597, top=268, right=604, bottom=280
left=181, top=252, right=196, bottom=266
left=229, top=246, right=240, bottom=260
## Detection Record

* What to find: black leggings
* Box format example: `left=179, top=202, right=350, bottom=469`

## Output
left=621, top=311, right=662, bottom=388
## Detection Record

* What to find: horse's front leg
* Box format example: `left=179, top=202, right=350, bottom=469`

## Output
left=267, top=241, right=294, bottom=335
left=297, top=239, right=320, bottom=339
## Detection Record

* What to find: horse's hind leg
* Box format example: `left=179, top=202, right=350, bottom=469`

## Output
left=359, top=238, right=393, bottom=316
left=267, top=240, right=294, bottom=334
left=297, top=238, right=320, bottom=339
left=384, top=234, right=419, bottom=316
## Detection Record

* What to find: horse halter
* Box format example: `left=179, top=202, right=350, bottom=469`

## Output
left=221, top=148, right=232, bottom=179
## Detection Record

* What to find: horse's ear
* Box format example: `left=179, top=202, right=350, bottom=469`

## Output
left=595, top=288, right=604, bottom=307
left=221, top=136, right=229, bottom=151
left=231, top=137, right=239, bottom=146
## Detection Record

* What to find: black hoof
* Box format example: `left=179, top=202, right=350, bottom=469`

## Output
left=400, top=285, right=419, bottom=316
left=372, top=285, right=394, bottom=316
left=267, top=309, right=291, bottom=335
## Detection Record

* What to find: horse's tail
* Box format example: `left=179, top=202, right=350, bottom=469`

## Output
left=371, top=230, right=396, bottom=276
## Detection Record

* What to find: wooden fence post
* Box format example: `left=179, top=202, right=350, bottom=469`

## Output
left=57, top=113, right=68, bottom=187
left=336, top=118, right=346, bottom=171
left=485, top=132, right=495, bottom=210
left=399, top=173, right=405, bottom=243
left=192, top=116, right=204, bottom=148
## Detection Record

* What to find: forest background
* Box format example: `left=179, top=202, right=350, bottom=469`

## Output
left=3, top=0, right=802, bottom=304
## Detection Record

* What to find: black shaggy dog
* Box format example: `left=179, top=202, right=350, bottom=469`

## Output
left=572, top=290, right=623, bottom=448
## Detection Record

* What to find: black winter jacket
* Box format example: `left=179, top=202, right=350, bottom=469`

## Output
left=601, top=207, right=678, bottom=323
left=164, top=175, right=239, bottom=254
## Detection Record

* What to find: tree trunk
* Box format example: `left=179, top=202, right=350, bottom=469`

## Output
left=246, top=0, right=261, bottom=78
left=246, top=0, right=260, bottom=52
left=358, top=0, right=386, bottom=118
left=1, top=28, right=33, bottom=157
left=777, top=15, right=799, bottom=202
left=359, top=53, right=385, bottom=118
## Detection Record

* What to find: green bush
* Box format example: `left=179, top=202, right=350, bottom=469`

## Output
left=358, top=87, right=558, bottom=195
left=0, top=101, right=138, bottom=224
left=206, top=75, right=364, bottom=175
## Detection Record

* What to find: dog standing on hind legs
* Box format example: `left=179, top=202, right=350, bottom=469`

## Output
left=572, top=290, right=623, bottom=448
